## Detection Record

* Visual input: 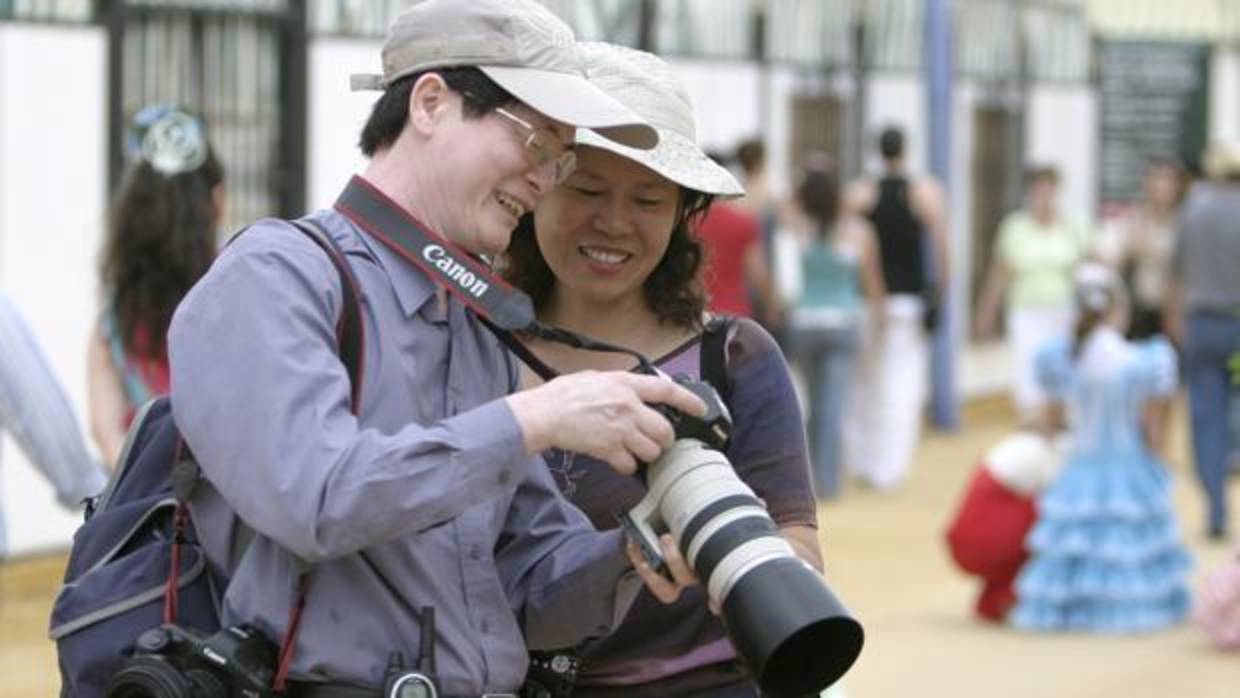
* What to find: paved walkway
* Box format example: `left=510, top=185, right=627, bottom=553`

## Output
left=1, top=401, right=1236, bottom=697
left=821, top=402, right=1236, bottom=698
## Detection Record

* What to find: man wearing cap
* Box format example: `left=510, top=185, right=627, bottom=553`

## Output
left=167, top=1, right=703, bottom=696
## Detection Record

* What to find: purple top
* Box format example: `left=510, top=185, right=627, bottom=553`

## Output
left=542, top=318, right=817, bottom=693
left=168, top=200, right=641, bottom=695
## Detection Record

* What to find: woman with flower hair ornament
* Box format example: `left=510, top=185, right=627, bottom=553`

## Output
left=88, top=106, right=225, bottom=467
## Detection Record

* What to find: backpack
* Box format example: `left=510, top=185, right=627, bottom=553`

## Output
left=49, top=219, right=365, bottom=698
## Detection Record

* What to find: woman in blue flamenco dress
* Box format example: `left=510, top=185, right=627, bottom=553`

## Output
left=1011, top=262, right=1192, bottom=632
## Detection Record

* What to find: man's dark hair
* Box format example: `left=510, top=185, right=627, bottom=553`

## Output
left=358, top=67, right=514, bottom=157
left=735, top=138, right=766, bottom=176
left=878, top=127, right=905, bottom=160
left=502, top=189, right=716, bottom=329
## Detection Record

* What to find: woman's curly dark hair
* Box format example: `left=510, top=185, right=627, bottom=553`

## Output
left=100, top=150, right=223, bottom=361
left=502, top=188, right=716, bottom=329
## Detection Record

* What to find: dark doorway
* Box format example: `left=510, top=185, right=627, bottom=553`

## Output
left=788, top=93, right=845, bottom=179
left=970, top=104, right=1020, bottom=336
left=103, top=0, right=307, bottom=231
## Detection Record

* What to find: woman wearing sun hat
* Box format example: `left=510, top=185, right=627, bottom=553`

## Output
left=502, top=42, right=821, bottom=697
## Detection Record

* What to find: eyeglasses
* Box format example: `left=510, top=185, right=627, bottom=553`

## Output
left=492, top=106, right=578, bottom=184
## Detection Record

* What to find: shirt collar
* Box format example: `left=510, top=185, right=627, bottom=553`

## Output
left=333, top=207, right=438, bottom=320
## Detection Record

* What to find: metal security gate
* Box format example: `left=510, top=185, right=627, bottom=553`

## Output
left=102, top=0, right=307, bottom=231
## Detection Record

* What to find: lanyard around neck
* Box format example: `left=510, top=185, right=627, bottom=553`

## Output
left=333, top=176, right=657, bottom=380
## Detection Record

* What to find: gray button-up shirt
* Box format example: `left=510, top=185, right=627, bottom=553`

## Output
left=168, top=205, right=639, bottom=694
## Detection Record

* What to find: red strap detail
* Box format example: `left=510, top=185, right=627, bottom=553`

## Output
left=162, top=505, right=190, bottom=623
left=272, top=575, right=311, bottom=691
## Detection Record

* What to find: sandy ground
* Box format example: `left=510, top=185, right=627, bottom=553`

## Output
left=1, top=400, right=1236, bottom=697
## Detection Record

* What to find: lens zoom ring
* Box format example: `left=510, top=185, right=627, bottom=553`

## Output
left=694, top=515, right=779, bottom=586
left=679, top=494, right=766, bottom=555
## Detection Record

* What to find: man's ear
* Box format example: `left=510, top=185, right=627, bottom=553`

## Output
left=408, top=73, right=451, bottom=137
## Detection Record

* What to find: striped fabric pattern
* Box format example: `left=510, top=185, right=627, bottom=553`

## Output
left=0, top=292, right=106, bottom=556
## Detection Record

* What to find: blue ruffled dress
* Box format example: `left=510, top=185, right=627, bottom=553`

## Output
left=1011, top=328, right=1192, bottom=632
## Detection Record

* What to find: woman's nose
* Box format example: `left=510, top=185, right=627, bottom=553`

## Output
left=592, top=196, right=633, bottom=236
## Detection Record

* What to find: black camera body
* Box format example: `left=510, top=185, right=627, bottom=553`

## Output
left=653, top=375, right=733, bottom=451
left=105, top=624, right=278, bottom=698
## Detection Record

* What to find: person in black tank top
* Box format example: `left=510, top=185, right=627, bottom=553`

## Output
left=868, top=175, right=928, bottom=297
left=841, top=126, right=950, bottom=490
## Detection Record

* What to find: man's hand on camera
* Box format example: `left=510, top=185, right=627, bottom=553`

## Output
left=626, top=534, right=701, bottom=606
left=507, top=371, right=707, bottom=475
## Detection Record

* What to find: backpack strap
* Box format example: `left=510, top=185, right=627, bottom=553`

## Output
left=289, top=218, right=366, bottom=413
left=700, top=315, right=734, bottom=406
left=164, top=218, right=367, bottom=690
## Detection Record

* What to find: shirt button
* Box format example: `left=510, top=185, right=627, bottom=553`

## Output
left=470, top=545, right=482, bottom=560
left=497, top=469, right=511, bottom=485
left=480, top=619, right=490, bottom=633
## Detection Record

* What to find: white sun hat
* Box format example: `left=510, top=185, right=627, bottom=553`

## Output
left=574, top=42, right=744, bottom=198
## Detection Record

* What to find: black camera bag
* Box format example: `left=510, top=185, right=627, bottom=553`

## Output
left=49, top=219, right=365, bottom=697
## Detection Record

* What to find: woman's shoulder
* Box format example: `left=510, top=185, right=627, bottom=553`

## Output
left=714, top=315, right=782, bottom=362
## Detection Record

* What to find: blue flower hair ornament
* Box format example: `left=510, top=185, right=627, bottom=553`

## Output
left=126, top=105, right=208, bottom=176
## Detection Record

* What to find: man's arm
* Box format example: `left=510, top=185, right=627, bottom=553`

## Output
left=912, top=178, right=950, bottom=290
left=86, top=323, right=128, bottom=469
left=169, top=225, right=536, bottom=563
left=0, top=295, right=106, bottom=508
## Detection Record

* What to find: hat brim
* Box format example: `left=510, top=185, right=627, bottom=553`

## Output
left=480, top=65, right=657, bottom=151
left=576, top=127, right=744, bottom=198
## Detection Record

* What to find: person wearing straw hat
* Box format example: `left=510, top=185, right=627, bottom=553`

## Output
left=1167, top=141, right=1240, bottom=542
left=167, top=2, right=707, bottom=696
left=503, top=42, right=821, bottom=697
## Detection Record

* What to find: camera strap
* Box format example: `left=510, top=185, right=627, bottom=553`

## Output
left=336, top=176, right=564, bottom=380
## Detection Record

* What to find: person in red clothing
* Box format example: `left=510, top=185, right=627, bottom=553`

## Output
left=696, top=165, right=780, bottom=324
left=945, top=430, right=1063, bottom=621
left=88, top=105, right=224, bottom=467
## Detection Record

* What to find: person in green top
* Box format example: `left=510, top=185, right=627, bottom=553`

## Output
left=976, top=165, right=1092, bottom=422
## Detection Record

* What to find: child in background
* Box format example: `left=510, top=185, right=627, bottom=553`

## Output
left=1196, top=549, right=1240, bottom=649
left=1011, top=263, right=1191, bottom=632
left=945, top=430, right=1064, bottom=621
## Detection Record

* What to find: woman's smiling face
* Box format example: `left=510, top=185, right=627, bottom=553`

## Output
left=532, top=145, right=681, bottom=308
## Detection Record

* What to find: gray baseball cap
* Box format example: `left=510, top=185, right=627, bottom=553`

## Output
left=350, top=0, right=657, bottom=150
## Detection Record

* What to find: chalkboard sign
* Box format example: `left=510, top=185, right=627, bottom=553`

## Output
left=1098, top=41, right=1210, bottom=213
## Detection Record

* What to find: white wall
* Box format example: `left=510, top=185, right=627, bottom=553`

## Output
left=1211, top=46, right=1240, bottom=144
left=865, top=75, right=928, bottom=174
left=1025, top=83, right=1099, bottom=221
left=0, top=25, right=107, bottom=557
left=307, top=37, right=385, bottom=212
